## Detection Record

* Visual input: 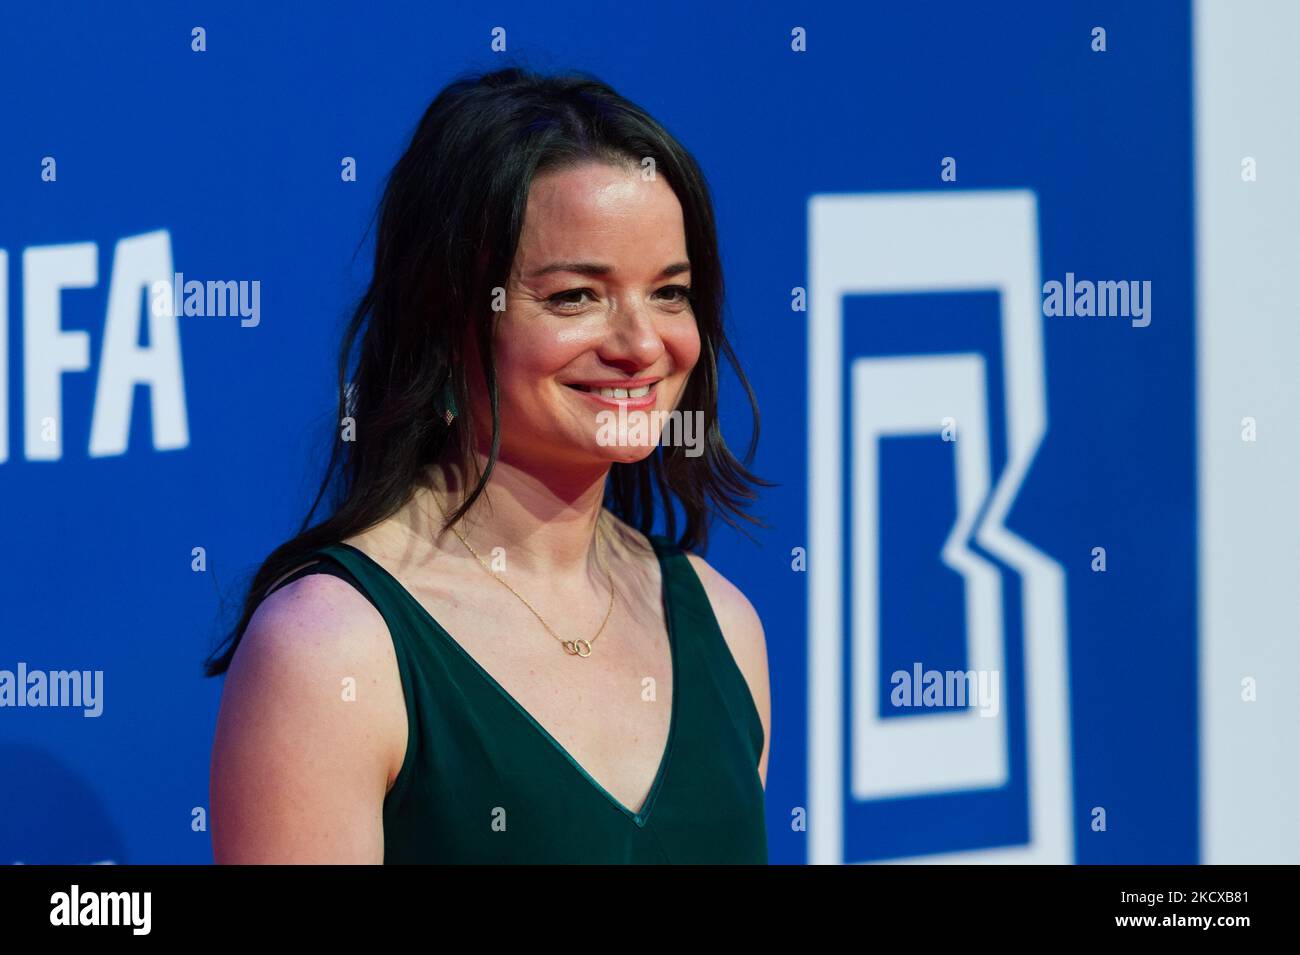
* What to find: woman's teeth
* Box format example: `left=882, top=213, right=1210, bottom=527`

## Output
left=570, top=384, right=653, bottom=399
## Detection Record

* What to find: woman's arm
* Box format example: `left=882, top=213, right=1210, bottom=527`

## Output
left=209, top=574, right=408, bottom=863
left=684, top=553, right=772, bottom=788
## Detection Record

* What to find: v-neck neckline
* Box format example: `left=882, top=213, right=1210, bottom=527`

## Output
left=333, top=533, right=679, bottom=829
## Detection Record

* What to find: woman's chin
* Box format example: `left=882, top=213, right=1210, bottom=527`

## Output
left=593, top=439, right=661, bottom=465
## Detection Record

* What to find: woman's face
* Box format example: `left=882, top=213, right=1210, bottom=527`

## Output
left=468, top=160, right=702, bottom=470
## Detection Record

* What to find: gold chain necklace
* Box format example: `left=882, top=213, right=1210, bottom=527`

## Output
left=431, top=494, right=616, bottom=658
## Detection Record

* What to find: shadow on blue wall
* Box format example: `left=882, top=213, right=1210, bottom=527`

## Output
left=0, top=744, right=128, bottom=864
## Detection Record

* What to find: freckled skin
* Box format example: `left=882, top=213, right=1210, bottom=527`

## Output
left=464, top=161, right=702, bottom=470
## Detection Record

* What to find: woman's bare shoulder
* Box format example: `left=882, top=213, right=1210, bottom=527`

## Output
left=602, top=515, right=767, bottom=697
left=241, top=570, right=389, bottom=662
left=599, top=515, right=761, bottom=641
left=679, top=550, right=766, bottom=663
left=210, top=569, right=408, bottom=862
left=679, top=545, right=771, bottom=781
left=227, top=569, right=406, bottom=760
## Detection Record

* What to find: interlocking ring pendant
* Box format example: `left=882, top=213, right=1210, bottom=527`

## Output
left=563, top=639, right=593, bottom=657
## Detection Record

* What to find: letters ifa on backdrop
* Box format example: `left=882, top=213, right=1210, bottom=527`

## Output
left=0, top=229, right=259, bottom=463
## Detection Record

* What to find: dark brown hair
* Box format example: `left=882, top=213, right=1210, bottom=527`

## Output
left=203, top=65, right=770, bottom=678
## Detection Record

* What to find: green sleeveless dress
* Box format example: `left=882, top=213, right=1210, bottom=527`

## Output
left=301, top=534, right=768, bottom=864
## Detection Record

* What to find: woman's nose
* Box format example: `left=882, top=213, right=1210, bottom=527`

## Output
left=601, top=294, right=665, bottom=364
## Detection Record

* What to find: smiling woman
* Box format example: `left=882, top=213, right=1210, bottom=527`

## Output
left=202, top=65, right=773, bottom=864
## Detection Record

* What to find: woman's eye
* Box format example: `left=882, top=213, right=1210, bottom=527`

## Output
left=548, top=289, right=595, bottom=310
left=547, top=286, right=693, bottom=311
left=657, top=285, right=694, bottom=305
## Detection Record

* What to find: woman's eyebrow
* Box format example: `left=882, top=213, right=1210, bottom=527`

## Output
left=526, top=260, right=691, bottom=279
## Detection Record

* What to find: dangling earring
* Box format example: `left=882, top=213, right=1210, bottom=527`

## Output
left=439, top=381, right=458, bottom=425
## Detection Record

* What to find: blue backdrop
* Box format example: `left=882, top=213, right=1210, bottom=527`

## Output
left=0, top=0, right=1198, bottom=863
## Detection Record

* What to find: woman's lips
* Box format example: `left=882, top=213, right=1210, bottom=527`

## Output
left=565, top=381, right=659, bottom=410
